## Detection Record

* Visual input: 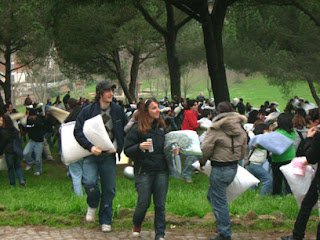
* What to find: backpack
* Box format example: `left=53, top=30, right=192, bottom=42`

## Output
left=12, top=137, right=23, bottom=158
left=296, top=131, right=306, bottom=157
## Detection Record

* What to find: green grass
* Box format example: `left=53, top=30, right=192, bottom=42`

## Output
left=0, top=153, right=318, bottom=232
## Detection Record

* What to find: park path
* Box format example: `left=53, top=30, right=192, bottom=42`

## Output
left=0, top=226, right=316, bottom=240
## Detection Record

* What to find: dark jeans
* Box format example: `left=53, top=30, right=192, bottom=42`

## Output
left=293, top=176, right=320, bottom=240
left=82, top=153, right=115, bottom=225
left=133, top=171, right=169, bottom=240
left=272, top=161, right=292, bottom=195
left=5, top=154, right=25, bottom=186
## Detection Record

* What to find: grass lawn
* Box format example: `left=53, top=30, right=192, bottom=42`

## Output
left=0, top=149, right=318, bottom=232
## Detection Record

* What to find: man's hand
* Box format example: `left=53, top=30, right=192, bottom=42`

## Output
left=91, top=146, right=102, bottom=156
left=307, top=126, right=318, bottom=138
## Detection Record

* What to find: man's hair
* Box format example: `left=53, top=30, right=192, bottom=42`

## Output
left=216, top=101, right=235, bottom=114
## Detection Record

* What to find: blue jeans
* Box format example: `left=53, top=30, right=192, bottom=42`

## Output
left=82, top=154, right=116, bottom=225
left=246, top=163, right=273, bottom=196
left=69, top=159, right=84, bottom=196
left=207, top=165, right=237, bottom=238
left=44, top=132, right=54, bottom=148
left=183, top=155, right=198, bottom=179
left=5, top=154, right=25, bottom=186
left=134, top=171, right=169, bottom=240
left=23, top=140, right=44, bottom=173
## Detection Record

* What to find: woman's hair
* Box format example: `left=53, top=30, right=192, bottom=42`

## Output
left=136, top=98, right=165, bottom=135
left=186, top=99, right=197, bottom=109
left=67, top=98, right=79, bottom=110
left=3, top=115, right=14, bottom=129
left=248, top=110, right=258, bottom=123
left=216, top=101, right=235, bottom=114
left=306, top=108, right=319, bottom=124
left=292, top=113, right=306, bottom=129
left=276, top=113, right=293, bottom=134
left=295, top=108, right=307, bottom=119
left=253, top=123, right=267, bottom=135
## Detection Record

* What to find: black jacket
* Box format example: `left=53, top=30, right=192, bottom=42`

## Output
left=26, top=115, right=45, bottom=142
left=0, top=127, right=20, bottom=155
left=305, top=132, right=320, bottom=188
left=74, top=101, right=127, bottom=155
left=124, top=122, right=168, bottom=174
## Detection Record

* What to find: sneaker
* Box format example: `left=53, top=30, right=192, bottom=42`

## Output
left=281, top=236, right=300, bottom=240
left=25, top=165, right=32, bottom=171
left=85, top=207, right=97, bottom=222
left=20, top=181, right=26, bottom=187
left=184, top=177, right=193, bottom=183
left=101, top=224, right=111, bottom=232
left=133, top=226, right=141, bottom=237
left=158, top=238, right=165, bottom=240
left=34, top=172, right=41, bottom=176
left=210, top=235, right=231, bottom=240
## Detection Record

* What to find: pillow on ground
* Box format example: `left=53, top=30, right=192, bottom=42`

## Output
left=61, top=115, right=114, bottom=165
left=249, top=132, right=293, bottom=155
left=192, top=161, right=260, bottom=204
left=280, top=161, right=317, bottom=209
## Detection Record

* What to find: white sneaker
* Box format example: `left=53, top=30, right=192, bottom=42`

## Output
left=132, top=231, right=140, bottom=237
left=34, top=172, right=41, bottom=176
left=101, top=224, right=111, bottom=232
left=25, top=165, right=32, bottom=171
left=158, top=238, right=165, bottom=240
left=85, top=207, right=96, bottom=222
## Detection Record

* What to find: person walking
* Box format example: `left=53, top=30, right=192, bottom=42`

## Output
left=181, top=99, right=201, bottom=183
left=74, top=80, right=127, bottom=232
left=0, top=115, right=26, bottom=187
left=124, top=98, right=178, bottom=240
left=200, top=101, right=247, bottom=240
left=281, top=125, right=320, bottom=240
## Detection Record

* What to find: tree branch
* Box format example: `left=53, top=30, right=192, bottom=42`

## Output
left=176, top=15, right=193, bottom=31
left=170, top=1, right=202, bottom=22
left=135, top=1, right=167, bottom=37
left=290, top=0, right=320, bottom=27
left=11, top=57, right=37, bottom=72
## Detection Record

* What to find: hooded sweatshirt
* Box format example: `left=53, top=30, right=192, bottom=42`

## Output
left=201, top=112, right=247, bottom=163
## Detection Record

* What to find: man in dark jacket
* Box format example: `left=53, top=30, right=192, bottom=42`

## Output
left=24, top=107, right=45, bottom=176
left=74, top=80, right=127, bottom=232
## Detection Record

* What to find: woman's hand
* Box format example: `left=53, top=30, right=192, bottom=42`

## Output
left=139, top=141, right=152, bottom=151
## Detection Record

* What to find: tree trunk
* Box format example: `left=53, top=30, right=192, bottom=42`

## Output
left=165, top=2, right=181, bottom=101
left=306, top=78, right=320, bottom=106
left=111, top=50, right=135, bottom=103
left=4, top=45, right=12, bottom=103
left=129, top=49, right=140, bottom=102
left=200, top=0, right=229, bottom=105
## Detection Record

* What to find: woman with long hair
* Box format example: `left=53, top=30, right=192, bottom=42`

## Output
left=271, top=113, right=295, bottom=195
left=0, top=115, right=25, bottom=187
left=124, top=98, right=177, bottom=240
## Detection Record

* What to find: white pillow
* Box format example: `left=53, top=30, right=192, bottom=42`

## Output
left=0, top=155, right=7, bottom=171
left=280, top=162, right=317, bottom=209
left=61, top=115, right=114, bottom=165
left=192, top=161, right=260, bottom=204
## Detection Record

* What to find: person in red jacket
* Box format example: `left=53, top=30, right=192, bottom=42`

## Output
left=181, top=100, right=201, bottom=183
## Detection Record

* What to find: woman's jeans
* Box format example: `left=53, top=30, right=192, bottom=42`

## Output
left=5, top=154, right=25, bottom=186
left=134, top=171, right=169, bottom=240
left=183, top=155, right=198, bottom=179
left=207, top=165, right=237, bottom=238
left=23, top=140, right=44, bottom=173
left=69, top=159, right=84, bottom=196
left=246, top=163, right=273, bottom=196
left=271, top=161, right=292, bottom=195
left=82, top=153, right=116, bottom=225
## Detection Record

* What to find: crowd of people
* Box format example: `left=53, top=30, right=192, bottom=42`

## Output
left=0, top=81, right=319, bottom=240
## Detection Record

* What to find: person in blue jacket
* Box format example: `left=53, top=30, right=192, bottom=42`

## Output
left=74, top=80, right=127, bottom=233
